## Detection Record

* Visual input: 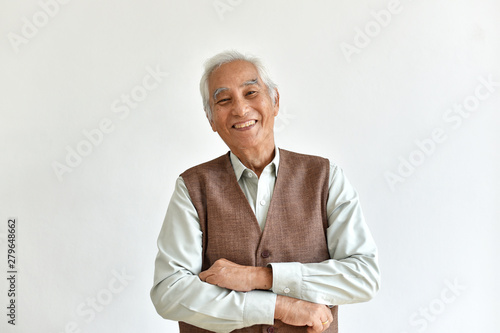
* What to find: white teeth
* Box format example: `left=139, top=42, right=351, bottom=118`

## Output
left=234, top=120, right=256, bottom=129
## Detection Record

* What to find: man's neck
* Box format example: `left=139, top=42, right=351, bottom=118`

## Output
left=231, top=143, right=275, bottom=178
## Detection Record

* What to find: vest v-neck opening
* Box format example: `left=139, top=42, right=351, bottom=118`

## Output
left=223, top=152, right=263, bottom=237
left=223, top=150, right=289, bottom=242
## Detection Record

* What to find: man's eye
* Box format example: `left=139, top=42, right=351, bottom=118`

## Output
left=216, top=98, right=230, bottom=104
left=246, top=91, right=256, bottom=96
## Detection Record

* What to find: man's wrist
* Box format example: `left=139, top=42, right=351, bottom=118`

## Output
left=274, top=295, right=297, bottom=320
left=251, top=266, right=273, bottom=290
left=274, top=295, right=286, bottom=320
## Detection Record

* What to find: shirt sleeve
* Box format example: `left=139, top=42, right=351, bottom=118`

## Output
left=269, top=163, right=381, bottom=306
left=150, top=177, right=277, bottom=332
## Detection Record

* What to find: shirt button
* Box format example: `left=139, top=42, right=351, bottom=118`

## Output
left=259, top=199, right=266, bottom=206
left=283, top=287, right=290, bottom=294
left=246, top=171, right=253, bottom=178
left=261, top=250, right=270, bottom=258
left=267, top=327, right=275, bottom=333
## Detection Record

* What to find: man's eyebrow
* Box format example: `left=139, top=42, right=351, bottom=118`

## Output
left=242, top=78, right=259, bottom=87
left=212, top=79, right=259, bottom=101
left=213, top=87, right=229, bottom=101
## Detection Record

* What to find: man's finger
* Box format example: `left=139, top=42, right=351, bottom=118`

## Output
left=205, top=276, right=216, bottom=285
left=309, top=320, right=324, bottom=333
left=199, top=271, right=215, bottom=282
left=306, top=322, right=322, bottom=333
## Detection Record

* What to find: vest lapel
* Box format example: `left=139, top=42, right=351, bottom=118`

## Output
left=222, top=152, right=262, bottom=236
left=258, top=148, right=286, bottom=247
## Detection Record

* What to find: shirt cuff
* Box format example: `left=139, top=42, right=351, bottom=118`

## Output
left=269, top=262, right=303, bottom=299
left=243, top=290, right=276, bottom=327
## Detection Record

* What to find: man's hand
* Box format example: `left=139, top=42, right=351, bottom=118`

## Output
left=275, top=295, right=333, bottom=333
left=199, top=258, right=272, bottom=292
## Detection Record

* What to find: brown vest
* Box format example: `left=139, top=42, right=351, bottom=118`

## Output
left=180, top=149, right=338, bottom=333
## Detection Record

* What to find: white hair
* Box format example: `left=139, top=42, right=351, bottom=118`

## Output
left=200, top=50, right=278, bottom=120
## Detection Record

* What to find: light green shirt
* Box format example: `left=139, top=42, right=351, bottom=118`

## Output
left=151, top=149, right=380, bottom=332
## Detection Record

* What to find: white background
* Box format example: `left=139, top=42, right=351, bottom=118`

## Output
left=1, top=0, right=499, bottom=332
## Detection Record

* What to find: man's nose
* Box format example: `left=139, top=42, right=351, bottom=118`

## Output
left=231, top=96, right=248, bottom=117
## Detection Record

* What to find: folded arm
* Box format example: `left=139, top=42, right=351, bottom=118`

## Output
left=152, top=163, right=380, bottom=331
left=150, top=177, right=276, bottom=332
left=200, top=164, right=380, bottom=306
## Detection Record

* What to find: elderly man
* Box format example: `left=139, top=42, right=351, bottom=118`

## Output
left=151, top=51, right=380, bottom=333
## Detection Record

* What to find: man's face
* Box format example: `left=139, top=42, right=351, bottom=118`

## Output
left=208, top=60, right=279, bottom=154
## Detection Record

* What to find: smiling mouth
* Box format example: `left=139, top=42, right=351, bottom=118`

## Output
left=233, top=120, right=256, bottom=129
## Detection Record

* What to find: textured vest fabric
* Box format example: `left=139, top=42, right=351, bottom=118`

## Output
left=180, top=149, right=338, bottom=333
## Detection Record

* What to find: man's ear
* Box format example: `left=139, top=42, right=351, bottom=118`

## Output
left=273, top=89, right=280, bottom=117
left=207, top=112, right=217, bottom=132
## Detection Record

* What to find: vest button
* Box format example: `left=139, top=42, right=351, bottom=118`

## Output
left=267, top=327, right=275, bottom=333
left=261, top=250, right=270, bottom=258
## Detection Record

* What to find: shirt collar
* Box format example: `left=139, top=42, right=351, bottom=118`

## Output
left=229, top=146, right=280, bottom=181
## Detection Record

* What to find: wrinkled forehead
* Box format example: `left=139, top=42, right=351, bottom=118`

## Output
left=208, top=60, right=261, bottom=98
